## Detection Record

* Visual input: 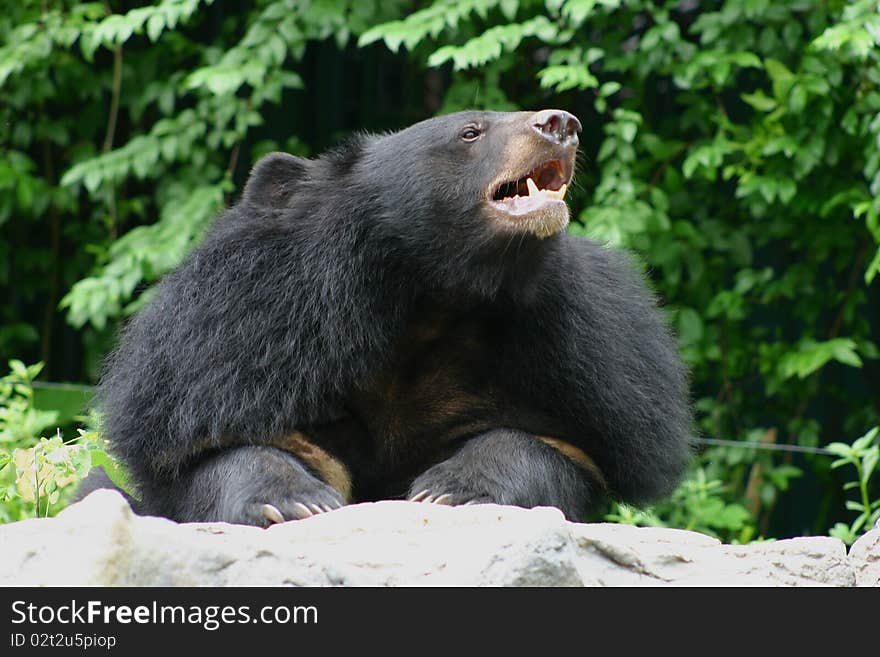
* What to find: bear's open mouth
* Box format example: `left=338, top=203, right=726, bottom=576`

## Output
left=489, top=159, right=570, bottom=216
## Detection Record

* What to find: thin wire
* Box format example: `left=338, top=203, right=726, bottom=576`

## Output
left=0, top=379, right=843, bottom=457
left=695, top=437, right=835, bottom=456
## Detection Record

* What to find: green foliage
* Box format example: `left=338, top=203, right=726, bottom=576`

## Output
left=828, top=427, right=880, bottom=545
left=359, top=0, right=516, bottom=53
left=607, top=468, right=754, bottom=542
left=61, top=183, right=226, bottom=330
left=427, top=16, right=561, bottom=70
left=0, top=361, right=126, bottom=522
left=1, top=0, right=878, bottom=541
left=777, top=338, right=862, bottom=382
left=3, top=431, right=93, bottom=519
left=0, top=361, right=58, bottom=450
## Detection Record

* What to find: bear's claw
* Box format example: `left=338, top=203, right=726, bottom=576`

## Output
left=408, top=490, right=454, bottom=505
left=260, top=504, right=286, bottom=524
left=261, top=500, right=340, bottom=525
left=408, top=489, right=430, bottom=502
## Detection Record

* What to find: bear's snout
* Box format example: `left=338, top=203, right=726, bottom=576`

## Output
left=530, top=109, right=581, bottom=147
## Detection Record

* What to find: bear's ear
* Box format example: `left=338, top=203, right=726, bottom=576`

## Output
left=242, top=152, right=310, bottom=208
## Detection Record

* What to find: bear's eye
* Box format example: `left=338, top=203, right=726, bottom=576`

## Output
left=460, top=126, right=482, bottom=142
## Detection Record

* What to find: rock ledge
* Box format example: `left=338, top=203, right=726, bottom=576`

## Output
left=1, top=490, right=876, bottom=586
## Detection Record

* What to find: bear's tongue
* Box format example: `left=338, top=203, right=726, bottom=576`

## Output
left=495, top=177, right=568, bottom=216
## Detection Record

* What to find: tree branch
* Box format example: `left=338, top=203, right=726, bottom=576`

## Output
left=39, top=137, right=60, bottom=378
left=102, top=45, right=123, bottom=154
left=101, top=2, right=123, bottom=239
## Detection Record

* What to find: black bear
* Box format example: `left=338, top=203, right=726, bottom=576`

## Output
left=94, top=109, right=692, bottom=526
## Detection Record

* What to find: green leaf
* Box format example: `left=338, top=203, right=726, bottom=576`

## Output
left=9, top=359, right=30, bottom=381
left=866, top=248, right=880, bottom=284
left=863, top=448, right=878, bottom=482
left=599, top=81, right=621, bottom=97
left=676, top=308, right=703, bottom=347
left=852, top=427, right=879, bottom=452
left=829, top=522, right=856, bottom=544
left=851, top=514, right=868, bottom=534
left=789, top=83, right=808, bottom=113
left=428, top=17, right=558, bottom=70
left=728, top=52, right=762, bottom=68
left=537, top=64, right=597, bottom=92
left=90, top=449, right=137, bottom=498
left=741, top=90, right=777, bottom=112
left=359, top=0, right=511, bottom=52
left=499, top=0, right=518, bottom=21
left=146, top=14, right=165, bottom=42
left=826, top=442, right=854, bottom=459
left=778, top=338, right=863, bottom=380
left=764, top=58, right=795, bottom=101
left=619, top=122, right=637, bottom=144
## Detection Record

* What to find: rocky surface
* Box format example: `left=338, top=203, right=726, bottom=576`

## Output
left=849, top=519, right=880, bottom=587
left=0, top=490, right=875, bottom=586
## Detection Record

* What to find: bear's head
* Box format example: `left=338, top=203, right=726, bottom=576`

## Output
left=243, top=110, right=581, bottom=297
left=359, top=109, right=580, bottom=239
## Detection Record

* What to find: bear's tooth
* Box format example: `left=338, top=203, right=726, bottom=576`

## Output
left=526, top=177, right=539, bottom=197
left=546, top=184, right=567, bottom=200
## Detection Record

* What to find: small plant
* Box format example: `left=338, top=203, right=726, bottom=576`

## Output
left=0, top=360, right=131, bottom=523
left=3, top=429, right=94, bottom=518
left=0, top=360, right=58, bottom=448
left=606, top=467, right=754, bottom=542
left=828, top=427, right=880, bottom=545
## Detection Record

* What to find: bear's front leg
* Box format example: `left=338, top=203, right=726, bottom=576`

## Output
left=169, top=445, right=347, bottom=527
left=406, top=429, right=603, bottom=521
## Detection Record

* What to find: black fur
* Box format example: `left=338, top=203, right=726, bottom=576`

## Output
left=409, top=429, right=595, bottom=519
left=93, top=110, right=692, bottom=525
left=167, top=446, right=345, bottom=524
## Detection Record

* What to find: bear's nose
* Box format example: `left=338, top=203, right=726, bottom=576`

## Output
left=531, top=109, right=581, bottom=146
